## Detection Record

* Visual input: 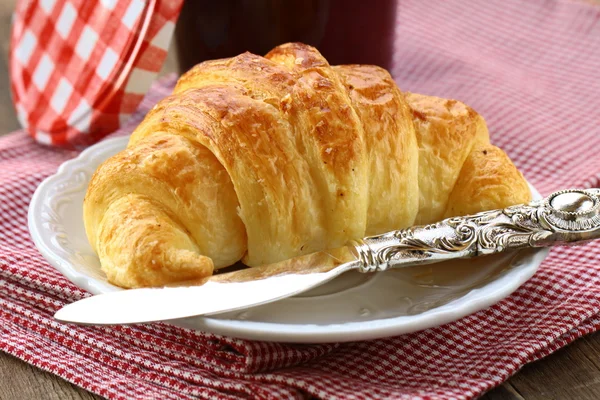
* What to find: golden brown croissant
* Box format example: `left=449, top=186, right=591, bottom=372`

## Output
left=83, top=43, right=530, bottom=288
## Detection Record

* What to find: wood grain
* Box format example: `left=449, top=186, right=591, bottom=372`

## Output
left=1, top=0, right=599, bottom=398
left=483, top=384, right=524, bottom=400
left=497, top=332, right=600, bottom=400
left=0, top=353, right=100, bottom=400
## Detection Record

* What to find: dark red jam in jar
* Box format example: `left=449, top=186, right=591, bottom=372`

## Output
left=174, top=0, right=398, bottom=73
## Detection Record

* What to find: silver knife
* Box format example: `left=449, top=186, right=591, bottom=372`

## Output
left=55, top=188, right=600, bottom=325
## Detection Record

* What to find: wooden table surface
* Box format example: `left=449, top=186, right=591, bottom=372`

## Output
left=1, top=1, right=599, bottom=399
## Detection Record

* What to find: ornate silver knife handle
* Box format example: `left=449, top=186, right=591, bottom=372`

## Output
left=352, top=189, right=600, bottom=272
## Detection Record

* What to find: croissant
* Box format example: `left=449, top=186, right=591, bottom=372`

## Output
left=83, top=43, right=530, bottom=289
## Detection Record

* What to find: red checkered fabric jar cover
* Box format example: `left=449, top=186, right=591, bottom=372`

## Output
left=9, top=0, right=183, bottom=149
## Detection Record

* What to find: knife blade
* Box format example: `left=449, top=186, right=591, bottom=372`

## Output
left=54, top=246, right=360, bottom=325
left=55, top=188, right=600, bottom=325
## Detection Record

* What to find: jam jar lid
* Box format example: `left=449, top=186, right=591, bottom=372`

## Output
left=9, top=0, right=183, bottom=149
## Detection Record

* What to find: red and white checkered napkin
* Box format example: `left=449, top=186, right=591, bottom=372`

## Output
left=2, top=0, right=600, bottom=399
left=9, top=0, right=183, bottom=148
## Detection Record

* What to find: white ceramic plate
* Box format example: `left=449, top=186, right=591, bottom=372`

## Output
left=28, top=136, right=549, bottom=343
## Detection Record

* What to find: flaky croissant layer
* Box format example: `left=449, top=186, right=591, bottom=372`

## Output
left=83, top=43, right=530, bottom=288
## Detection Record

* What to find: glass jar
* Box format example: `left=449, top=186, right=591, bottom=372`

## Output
left=174, top=0, right=398, bottom=73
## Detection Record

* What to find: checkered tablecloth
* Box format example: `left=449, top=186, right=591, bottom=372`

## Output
left=1, top=0, right=600, bottom=399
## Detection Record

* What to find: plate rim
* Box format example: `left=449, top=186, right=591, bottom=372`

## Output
left=181, top=248, right=549, bottom=342
left=28, top=136, right=549, bottom=343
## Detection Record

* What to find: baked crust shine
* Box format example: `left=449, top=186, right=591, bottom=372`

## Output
left=83, top=43, right=530, bottom=288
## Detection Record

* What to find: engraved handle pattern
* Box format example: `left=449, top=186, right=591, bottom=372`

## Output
left=352, top=189, right=600, bottom=273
